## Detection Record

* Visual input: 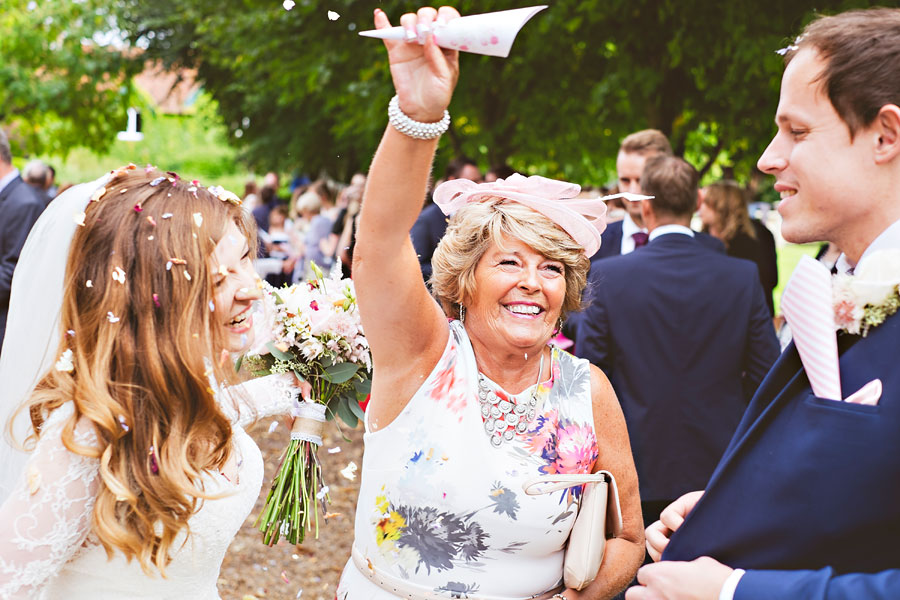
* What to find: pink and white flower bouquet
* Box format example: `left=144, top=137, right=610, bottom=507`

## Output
left=241, top=263, right=371, bottom=545
left=832, top=249, right=900, bottom=336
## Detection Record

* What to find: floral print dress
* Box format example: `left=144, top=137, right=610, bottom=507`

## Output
left=337, top=321, right=598, bottom=599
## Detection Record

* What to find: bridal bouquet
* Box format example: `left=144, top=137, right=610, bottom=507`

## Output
left=242, top=263, right=372, bottom=545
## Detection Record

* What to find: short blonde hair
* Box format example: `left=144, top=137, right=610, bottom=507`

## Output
left=430, top=198, right=590, bottom=322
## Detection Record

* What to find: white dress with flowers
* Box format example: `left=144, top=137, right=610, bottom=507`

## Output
left=337, top=321, right=598, bottom=599
left=0, top=373, right=297, bottom=599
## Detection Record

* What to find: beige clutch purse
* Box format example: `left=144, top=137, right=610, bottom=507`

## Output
left=523, top=471, right=623, bottom=590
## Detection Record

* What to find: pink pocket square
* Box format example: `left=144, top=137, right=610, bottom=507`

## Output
left=845, top=379, right=882, bottom=406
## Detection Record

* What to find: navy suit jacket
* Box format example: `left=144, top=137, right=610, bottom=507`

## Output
left=664, top=309, right=900, bottom=599
left=410, top=202, right=448, bottom=282
left=0, top=175, right=44, bottom=352
left=592, top=219, right=726, bottom=265
left=576, top=233, right=779, bottom=501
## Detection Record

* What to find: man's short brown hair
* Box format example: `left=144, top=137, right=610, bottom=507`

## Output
left=640, top=155, right=699, bottom=220
left=619, top=129, right=673, bottom=157
left=786, top=8, right=900, bottom=137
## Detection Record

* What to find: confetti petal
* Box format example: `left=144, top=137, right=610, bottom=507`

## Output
left=86, top=280, right=93, bottom=288
left=267, top=421, right=279, bottom=434
left=327, top=10, right=339, bottom=20
left=134, top=204, right=143, bottom=213
left=73, top=211, right=86, bottom=226
left=91, top=186, right=106, bottom=202
left=193, top=212, right=203, bottom=227
left=162, top=212, right=173, bottom=219
left=152, top=293, right=160, bottom=308
left=339, top=461, right=357, bottom=481
left=107, top=311, right=120, bottom=323
left=150, top=176, right=166, bottom=187
left=118, top=415, right=130, bottom=432
left=146, top=215, right=157, bottom=227
left=112, top=266, right=127, bottom=284
left=327, top=446, right=341, bottom=454
left=283, top=0, right=295, bottom=9
left=27, top=466, right=41, bottom=495
left=55, top=349, right=74, bottom=372
left=184, top=271, right=192, bottom=281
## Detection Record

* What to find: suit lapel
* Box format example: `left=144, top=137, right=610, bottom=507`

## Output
left=0, top=176, right=21, bottom=205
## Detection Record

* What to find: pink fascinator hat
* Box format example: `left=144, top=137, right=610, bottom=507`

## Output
left=433, top=173, right=608, bottom=257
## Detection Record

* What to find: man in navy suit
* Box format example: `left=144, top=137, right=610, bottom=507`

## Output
left=577, top=155, right=779, bottom=530
left=0, top=129, right=44, bottom=354
left=631, top=9, right=900, bottom=600
left=410, top=156, right=481, bottom=282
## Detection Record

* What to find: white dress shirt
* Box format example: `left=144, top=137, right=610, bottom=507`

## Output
left=648, top=223, right=695, bottom=242
left=835, top=217, right=900, bottom=274
left=620, top=213, right=649, bottom=255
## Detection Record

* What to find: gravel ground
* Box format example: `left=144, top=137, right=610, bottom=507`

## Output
left=218, top=419, right=365, bottom=600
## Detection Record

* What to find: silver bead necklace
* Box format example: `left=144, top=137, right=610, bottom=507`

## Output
left=477, top=352, right=545, bottom=448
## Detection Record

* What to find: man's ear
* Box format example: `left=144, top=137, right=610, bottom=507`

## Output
left=640, top=198, right=654, bottom=229
left=873, top=104, right=900, bottom=164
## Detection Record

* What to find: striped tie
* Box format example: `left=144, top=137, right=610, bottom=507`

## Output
left=781, top=255, right=842, bottom=401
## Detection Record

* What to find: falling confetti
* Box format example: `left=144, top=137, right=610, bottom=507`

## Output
left=166, top=261, right=173, bottom=271
left=107, top=311, right=120, bottom=323
left=280, top=571, right=290, bottom=584
left=86, top=280, right=93, bottom=288
left=162, top=212, right=173, bottom=219
left=327, top=447, right=341, bottom=454
left=184, top=271, right=192, bottom=281
left=340, top=461, right=358, bottom=481
left=152, top=293, right=160, bottom=308
left=55, top=349, right=74, bottom=372
left=73, top=211, right=86, bottom=226
left=26, top=467, right=41, bottom=495
left=90, top=186, right=106, bottom=202
left=150, top=176, right=166, bottom=187
left=316, top=485, right=330, bottom=500
left=118, top=415, right=130, bottom=432
left=283, top=0, right=295, bottom=9
left=267, top=421, right=280, bottom=434
left=133, top=204, right=143, bottom=213
left=146, top=215, right=157, bottom=227
left=66, top=329, right=75, bottom=337
left=112, top=266, right=127, bottom=285
left=327, top=10, right=339, bottom=20
left=193, top=212, right=203, bottom=227
left=209, top=300, right=216, bottom=312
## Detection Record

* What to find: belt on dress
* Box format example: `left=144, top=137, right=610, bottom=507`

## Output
left=351, top=545, right=564, bottom=600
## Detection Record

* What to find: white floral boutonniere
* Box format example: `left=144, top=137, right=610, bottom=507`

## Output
left=833, top=249, right=900, bottom=336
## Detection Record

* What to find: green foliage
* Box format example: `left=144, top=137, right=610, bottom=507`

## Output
left=114, top=0, right=881, bottom=182
left=0, top=0, right=140, bottom=157
left=44, top=91, right=251, bottom=191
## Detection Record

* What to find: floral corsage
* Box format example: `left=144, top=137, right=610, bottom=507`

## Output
left=833, top=249, right=900, bottom=336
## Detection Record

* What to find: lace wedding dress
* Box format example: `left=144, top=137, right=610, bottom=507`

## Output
left=0, top=373, right=297, bottom=599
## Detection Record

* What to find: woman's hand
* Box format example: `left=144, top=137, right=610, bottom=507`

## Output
left=645, top=490, right=704, bottom=562
left=375, top=6, right=460, bottom=122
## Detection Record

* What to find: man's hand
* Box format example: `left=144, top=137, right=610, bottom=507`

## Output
left=646, top=490, right=704, bottom=561
left=625, top=557, right=732, bottom=600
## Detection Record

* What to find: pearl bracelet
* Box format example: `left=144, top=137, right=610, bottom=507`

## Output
left=387, top=95, right=450, bottom=140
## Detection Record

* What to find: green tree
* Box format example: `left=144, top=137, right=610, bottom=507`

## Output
left=0, top=0, right=140, bottom=157
left=115, top=0, right=874, bottom=183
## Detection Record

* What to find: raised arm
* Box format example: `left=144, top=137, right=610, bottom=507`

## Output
left=353, top=6, right=460, bottom=430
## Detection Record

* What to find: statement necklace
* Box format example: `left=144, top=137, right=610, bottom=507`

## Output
left=477, top=352, right=544, bottom=447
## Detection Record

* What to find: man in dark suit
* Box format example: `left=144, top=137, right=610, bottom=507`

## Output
left=0, top=129, right=45, bottom=353
left=632, top=9, right=900, bottom=600
left=576, top=154, right=779, bottom=531
left=410, top=156, right=481, bottom=282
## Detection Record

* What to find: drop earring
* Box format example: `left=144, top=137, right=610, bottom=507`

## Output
left=459, top=304, right=466, bottom=324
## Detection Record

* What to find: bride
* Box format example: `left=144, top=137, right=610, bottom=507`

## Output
left=0, top=165, right=300, bottom=598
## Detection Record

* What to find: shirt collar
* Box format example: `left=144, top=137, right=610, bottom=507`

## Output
left=835, top=217, right=900, bottom=274
left=621, top=212, right=645, bottom=238
left=649, top=223, right=695, bottom=242
left=0, top=169, right=20, bottom=196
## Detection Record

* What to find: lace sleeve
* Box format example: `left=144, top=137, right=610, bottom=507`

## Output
left=0, top=404, right=99, bottom=597
left=219, top=373, right=300, bottom=428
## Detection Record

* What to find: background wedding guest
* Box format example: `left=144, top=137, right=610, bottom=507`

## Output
left=635, top=10, right=900, bottom=599
left=410, top=155, right=481, bottom=282
left=700, top=180, right=779, bottom=315
left=252, top=171, right=285, bottom=233
left=338, top=7, right=643, bottom=598
left=576, top=154, right=779, bottom=531
left=241, top=178, right=259, bottom=213
left=595, top=130, right=672, bottom=261
left=23, top=160, right=52, bottom=205
left=0, top=129, right=45, bottom=356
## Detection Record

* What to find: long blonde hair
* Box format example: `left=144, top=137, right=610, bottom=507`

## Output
left=24, top=167, right=255, bottom=574
left=701, top=181, right=756, bottom=248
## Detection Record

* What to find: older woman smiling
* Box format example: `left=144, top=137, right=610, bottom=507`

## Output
left=337, top=6, right=643, bottom=600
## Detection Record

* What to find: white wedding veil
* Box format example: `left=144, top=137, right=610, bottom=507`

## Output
left=0, top=176, right=106, bottom=503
